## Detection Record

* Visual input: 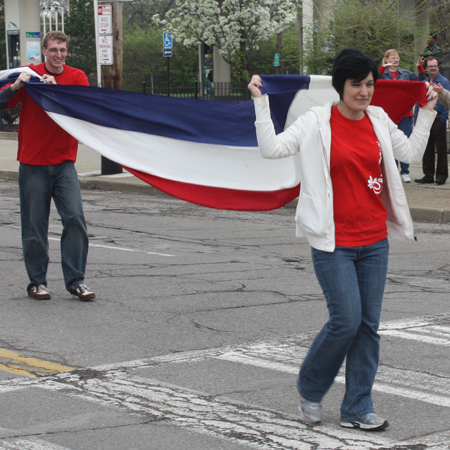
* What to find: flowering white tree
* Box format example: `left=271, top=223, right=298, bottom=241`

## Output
left=153, top=0, right=299, bottom=84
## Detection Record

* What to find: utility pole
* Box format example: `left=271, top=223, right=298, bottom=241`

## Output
left=101, top=1, right=122, bottom=90
left=275, top=32, right=283, bottom=75
left=99, top=0, right=123, bottom=174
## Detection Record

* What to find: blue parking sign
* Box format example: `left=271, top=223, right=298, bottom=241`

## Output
left=163, top=32, right=173, bottom=49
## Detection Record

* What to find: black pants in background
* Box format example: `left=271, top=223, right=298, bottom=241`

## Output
left=422, top=118, right=448, bottom=182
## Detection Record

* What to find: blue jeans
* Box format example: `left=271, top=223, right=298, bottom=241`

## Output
left=297, top=238, right=389, bottom=421
left=396, top=117, right=412, bottom=175
left=19, top=162, right=89, bottom=293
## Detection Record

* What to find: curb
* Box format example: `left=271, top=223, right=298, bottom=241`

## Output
left=0, top=132, right=19, bottom=140
left=1, top=172, right=449, bottom=222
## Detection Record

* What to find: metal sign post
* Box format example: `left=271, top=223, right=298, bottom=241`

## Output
left=163, top=32, right=173, bottom=97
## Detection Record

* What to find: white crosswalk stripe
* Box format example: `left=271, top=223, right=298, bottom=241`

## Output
left=0, top=438, right=72, bottom=450
left=1, top=313, right=450, bottom=449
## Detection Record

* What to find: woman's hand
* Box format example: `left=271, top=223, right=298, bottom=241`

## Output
left=248, top=75, right=263, bottom=98
left=10, top=72, right=31, bottom=91
left=421, top=82, right=438, bottom=111
left=383, top=62, right=396, bottom=70
left=42, top=74, right=57, bottom=84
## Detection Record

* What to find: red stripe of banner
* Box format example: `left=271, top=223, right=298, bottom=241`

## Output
left=125, top=166, right=300, bottom=211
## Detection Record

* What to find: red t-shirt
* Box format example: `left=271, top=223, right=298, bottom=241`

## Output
left=330, top=106, right=388, bottom=246
left=8, top=63, right=89, bottom=165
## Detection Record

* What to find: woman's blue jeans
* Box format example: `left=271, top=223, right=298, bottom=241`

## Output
left=19, top=162, right=89, bottom=293
left=297, top=238, right=389, bottom=422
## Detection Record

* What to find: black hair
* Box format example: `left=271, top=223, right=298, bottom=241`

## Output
left=332, top=49, right=378, bottom=99
left=429, top=33, right=437, bottom=40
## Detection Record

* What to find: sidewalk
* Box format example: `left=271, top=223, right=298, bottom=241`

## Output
left=1, top=133, right=449, bottom=221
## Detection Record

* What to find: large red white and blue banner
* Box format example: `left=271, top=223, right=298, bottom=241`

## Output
left=0, top=68, right=427, bottom=211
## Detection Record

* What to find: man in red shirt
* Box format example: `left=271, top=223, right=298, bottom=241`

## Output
left=6, top=31, right=95, bottom=301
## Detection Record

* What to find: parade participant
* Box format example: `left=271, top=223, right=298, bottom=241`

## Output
left=5, top=31, right=96, bottom=301
left=248, top=50, right=437, bottom=430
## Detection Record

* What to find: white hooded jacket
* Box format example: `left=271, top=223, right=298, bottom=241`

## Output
left=253, top=95, right=437, bottom=252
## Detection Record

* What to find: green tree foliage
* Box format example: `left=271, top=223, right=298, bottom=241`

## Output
left=122, top=23, right=199, bottom=92
left=122, top=0, right=199, bottom=92
left=245, top=24, right=301, bottom=78
left=304, top=0, right=417, bottom=75
left=430, top=0, right=450, bottom=55
left=153, top=0, right=299, bottom=86
left=124, top=0, right=176, bottom=27
left=65, top=0, right=96, bottom=81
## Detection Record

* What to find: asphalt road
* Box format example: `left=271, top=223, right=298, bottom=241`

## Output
left=0, top=180, right=449, bottom=450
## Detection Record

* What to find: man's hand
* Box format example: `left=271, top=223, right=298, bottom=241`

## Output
left=42, top=74, right=57, bottom=84
left=10, top=72, right=31, bottom=91
left=417, top=56, right=425, bottom=68
left=431, top=82, right=444, bottom=95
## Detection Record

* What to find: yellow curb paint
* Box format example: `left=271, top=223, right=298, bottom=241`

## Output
left=0, top=349, right=74, bottom=376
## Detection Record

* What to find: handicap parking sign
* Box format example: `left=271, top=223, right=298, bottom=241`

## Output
left=163, top=32, right=173, bottom=49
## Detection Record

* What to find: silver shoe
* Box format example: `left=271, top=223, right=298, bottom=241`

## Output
left=298, top=395, right=322, bottom=424
left=340, top=412, right=389, bottom=430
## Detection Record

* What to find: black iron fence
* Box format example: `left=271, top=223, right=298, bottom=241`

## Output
left=141, top=81, right=251, bottom=102
left=0, top=105, right=20, bottom=132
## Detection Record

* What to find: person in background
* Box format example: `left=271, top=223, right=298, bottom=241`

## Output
left=422, top=33, right=443, bottom=61
left=379, top=49, right=425, bottom=183
left=414, top=57, right=450, bottom=185
left=4, top=31, right=96, bottom=301
left=248, top=49, right=437, bottom=430
left=431, top=81, right=450, bottom=108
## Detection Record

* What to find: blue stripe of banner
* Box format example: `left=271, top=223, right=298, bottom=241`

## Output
left=3, top=73, right=311, bottom=146
left=260, top=75, right=311, bottom=131
left=24, top=83, right=259, bottom=146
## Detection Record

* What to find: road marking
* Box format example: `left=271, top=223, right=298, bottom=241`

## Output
left=51, top=372, right=398, bottom=450
left=2, top=369, right=448, bottom=450
left=0, top=349, right=73, bottom=378
left=48, top=237, right=175, bottom=257
left=1, top=314, right=450, bottom=449
left=0, top=439, right=73, bottom=450
left=379, top=312, right=450, bottom=346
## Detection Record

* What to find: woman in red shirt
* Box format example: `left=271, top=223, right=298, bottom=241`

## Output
left=248, top=50, right=437, bottom=431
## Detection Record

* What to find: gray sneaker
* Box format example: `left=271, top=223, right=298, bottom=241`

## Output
left=340, top=413, right=389, bottom=430
left=298, top=395, right=322, bottom=424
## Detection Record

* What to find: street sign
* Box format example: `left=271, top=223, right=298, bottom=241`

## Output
left=273, top=53, right=280, bottom=67
left=98, top=5, right=112, bottom=35
left=163, top=32, right=173, bottom=57
left=163, top=32, right=173, bottom=49
left=98, top=35, right=113, bottom=65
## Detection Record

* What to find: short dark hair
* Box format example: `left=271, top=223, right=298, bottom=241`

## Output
left=332, top=49, right=378, bottom=99
left=429, top=33, right=437, bottom=40
left=425, top=57, right=440, bottom=68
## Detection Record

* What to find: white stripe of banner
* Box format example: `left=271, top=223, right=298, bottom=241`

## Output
left=46, top=113, right=300, bottom=191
